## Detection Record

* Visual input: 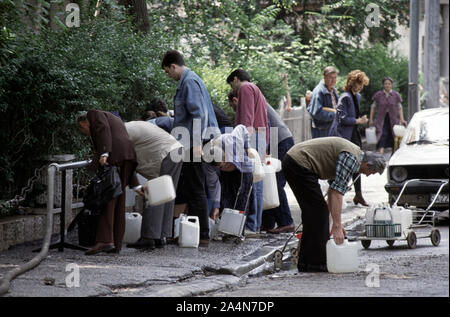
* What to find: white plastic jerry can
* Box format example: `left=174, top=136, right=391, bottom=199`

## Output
left=365, top=127, right=377, bottom=145
left=178, top=215, right=200, bottom=248
left=264, top=156, right=282, bottom=172
left=123, top=212, right=142, bottom=244
left=326, top=239, right=359, bottom=273
left=262, top=164, right=280, bottom=210
left=392, top=206, right=413, bottom=238
left=143, top=175, right=176, bottom=206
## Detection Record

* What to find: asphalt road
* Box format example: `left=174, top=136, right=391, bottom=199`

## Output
left=206, top=224, right=449, bottom=297
left=0, top=169, right=447, bottom=298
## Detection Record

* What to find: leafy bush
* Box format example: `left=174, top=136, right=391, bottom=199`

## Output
left=334, top=43, right=409, bottom=116
left=0, top=18, right=176, bottom=199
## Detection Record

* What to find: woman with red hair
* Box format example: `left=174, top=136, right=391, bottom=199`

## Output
left=329, top=70, right=370, bottom=206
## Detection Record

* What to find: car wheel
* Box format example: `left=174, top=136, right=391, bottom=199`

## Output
left=361, top=240, right=371, bottom=249
left=407, top=231, right=417, bottom=249
left=430, top=229, right=441, bottom=246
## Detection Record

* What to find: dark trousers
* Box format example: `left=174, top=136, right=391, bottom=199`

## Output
left=96, top=160, right=135, bottom=251
left=282, top=155, right=329, bottom=266
left=377, top=113, right=394, bottom=149
left=350, top=130, right=362, bottom=194
left=220, top=170, right=253, bottom=213
left=176, top=150, right=210, bottom=240
left=262, top=137, right=294, bottom=229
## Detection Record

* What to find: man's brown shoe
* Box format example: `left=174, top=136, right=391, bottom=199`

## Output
left=199, top=239, right=209, bottom=247
left=85, top=242, right=115, bottom=255
left=268, top=223, right=295, bottom=234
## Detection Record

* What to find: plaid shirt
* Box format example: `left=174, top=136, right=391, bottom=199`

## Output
left=330, top=152, right=363, bottom=195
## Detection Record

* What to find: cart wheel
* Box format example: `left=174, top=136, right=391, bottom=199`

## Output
left=290, top=247, right=297, bottom=257
left=290, top=247, right=299, bottom=265
left=274, top=250, right=283, bottom=271
left=386, top=240, right=395, bottom=248
left=361, top=239, right=371, bottom=249
left=407, top=231, right=417, bottom=249
left=430, top=229, right=441, bottom=246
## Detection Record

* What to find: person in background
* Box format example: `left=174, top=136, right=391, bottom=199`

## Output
left=283, top=137, right=386, bottom=272
left=225, top=73, right=268, bottom=235
left=369, top=77, right=407, bottom=154
left=307, top=66, right=339, bottom=138
left=124, top=121, right=184, bottom=250
left=143, top=98, right=174, bottom=133
left=305, top=90, right=312, bottom=107
left=204, top=104, right=232, bottom=221
left=207, top=125, right=254, bottom=223
left=77, top=110, right=138, bottom=255
left=212, top=103, right=233, bottom=134
left=329, top=70, right=370, bottom=207
left=279, top=73, right=292, bottom=112
left=162, top=50, right=219, bottom=247
left=262, top=103, right=295, bottom=233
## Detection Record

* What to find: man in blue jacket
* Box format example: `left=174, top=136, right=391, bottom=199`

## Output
left=162, top=50, right=219, bottom=247
left=307, top=66, right=340, bottom=138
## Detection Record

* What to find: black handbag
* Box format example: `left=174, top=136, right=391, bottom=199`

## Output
left=82, top=165, right=123, bottom=212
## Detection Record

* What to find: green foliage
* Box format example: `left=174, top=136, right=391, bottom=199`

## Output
left=0, top=0, right=411, bottom=201
left=191, top=63, right=235, bottom=120
left=335, top=43, right=409, bottom=115
left=0, top=17, right=176, bottom=199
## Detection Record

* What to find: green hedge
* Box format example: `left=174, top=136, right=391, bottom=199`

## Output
left=0, top=19, right=175, bottom=200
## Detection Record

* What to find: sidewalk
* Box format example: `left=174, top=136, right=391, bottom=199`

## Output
left=0, top=173, right=388, bottom=297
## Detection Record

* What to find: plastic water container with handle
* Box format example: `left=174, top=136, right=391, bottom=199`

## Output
left=179, top=215, right=200, bottom=248
left=123, top=212, right=142, bottom=244
left=365, top=127, right=377, bottom=145
left=143, top=175, right=176, bottom=206
left=393, top=124, right=406, bottom=137
left=247, top=148, right=265, bottom=183
left=262, top=164, right=280, bottom=210
left=326, top=239, right=359, bottom=273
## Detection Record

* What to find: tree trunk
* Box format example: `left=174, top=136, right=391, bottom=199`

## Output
left=119, top=0, right=150, bottom=34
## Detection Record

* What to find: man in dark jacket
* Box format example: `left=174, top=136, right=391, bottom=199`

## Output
left=78, top=110, right=138, bottom=255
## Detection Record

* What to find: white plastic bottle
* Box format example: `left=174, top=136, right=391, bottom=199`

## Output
left=123, top=212, right=142, bottom=244
left=178, top=215, right=200, bottom=248
left=326, top=239, right=359, bottom=273
left=262, top=164, right=279, bottom=210
left=143, top=175, right=176, bottom=206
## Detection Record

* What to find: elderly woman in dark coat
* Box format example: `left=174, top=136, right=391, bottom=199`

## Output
left=329, top=70, right=370, bottom=206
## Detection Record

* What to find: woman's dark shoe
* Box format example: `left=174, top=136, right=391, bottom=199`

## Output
left=85, top=242, right=115, bottom=255
left=127, top=238, right=155, bottom=250
left=353, top=194, right=369, bottom=207
left=155, top=238, right=166, bottom=249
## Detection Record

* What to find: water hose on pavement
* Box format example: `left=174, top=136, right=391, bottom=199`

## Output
left=0, top=165, right=56, bottom=296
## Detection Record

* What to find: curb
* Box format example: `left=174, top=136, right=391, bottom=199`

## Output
left=145, top=275, right=243, bottom=297
left=152, top=212, right=366, bottom=297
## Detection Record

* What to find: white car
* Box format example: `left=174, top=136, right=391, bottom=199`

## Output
left=385, top=107, right=449, bottom=212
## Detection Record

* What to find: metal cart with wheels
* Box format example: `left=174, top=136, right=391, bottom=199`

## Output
left=359, top=179, right=448, bottom=249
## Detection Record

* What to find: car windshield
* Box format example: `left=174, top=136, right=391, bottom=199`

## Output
left=403, top=109, right=449, bottom=145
